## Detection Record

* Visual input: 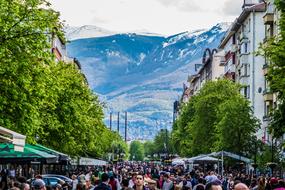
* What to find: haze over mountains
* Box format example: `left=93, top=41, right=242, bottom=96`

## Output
left=66, top=23, right=231, bottom=140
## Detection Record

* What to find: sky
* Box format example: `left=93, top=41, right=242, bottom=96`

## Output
left=50, top=0, right=244, bottom=36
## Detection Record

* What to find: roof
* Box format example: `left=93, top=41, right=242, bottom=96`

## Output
left=0, top=126, right=26, bottom=152
left=0, top=143, right=57, bottom=164
left=219, top=2, right=266, bottom=48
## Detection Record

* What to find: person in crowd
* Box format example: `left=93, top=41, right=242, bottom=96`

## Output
left=253, top=177, right=266, bottom=190
left=157, top=173, right=164, bottom=189
left=205, top=181, right=223, bottom=190
left=86, top=178, right=95, bottom=190
left=33, top=178, right=46, bottom=190
left=109, top=175, right=118, bottom=190
left=94, top=173, right=111, bottom=190
left=193, top=178, right=205, bottom=190
left=276, top=180, right=285, bottom=190
left=0, top=169, right=9, bottom=190
left=76, top=183, right=85, bottom=190
left=129, top=173, right=137, bottom=188
left=234, top=183, right=249, bottom=190
left=17, top=176, right=30, bottom=190
left=205, top=172, right=218, bottom=184
left=72, top=174, right=79, bottom=190
left=162, top=173, right=173, bottom=190
left=121, top=178, right=131, bottom=190
left=133, top=174, right=147, bottom=190
left=145, top=178, right=158, bottom=190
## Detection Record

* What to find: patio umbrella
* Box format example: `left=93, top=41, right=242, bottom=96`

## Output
left=0, top=143, right=57, bottom=164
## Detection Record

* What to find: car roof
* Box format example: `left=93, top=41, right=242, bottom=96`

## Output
left=42, top=175, right=72, bottom=181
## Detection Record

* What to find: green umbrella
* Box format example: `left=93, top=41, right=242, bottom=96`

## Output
left=0, top=143, right=57, bottom=164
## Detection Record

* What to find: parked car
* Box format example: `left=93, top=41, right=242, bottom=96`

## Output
left=28, top=176, right=63, bottom=188
left=28, top=175, right=71, bottom=189
left=42, top=174, right=72, bottom=186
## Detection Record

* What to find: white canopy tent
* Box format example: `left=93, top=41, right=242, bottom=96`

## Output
left=186, top=155, right=220, bottom=163
left=0, top=126, right=26, bottom=152
left=172, top=157, right=186, bottom=165
left=207, top=151, right=253, bottom=177
left=71, top=157, right=108, bottom=166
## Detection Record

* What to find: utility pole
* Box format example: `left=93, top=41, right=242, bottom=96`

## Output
left=109, top=112, right=112, bottom=130
left=117, top=112, right=120, bottom=133
left=124, top=112, right=127, bottom=142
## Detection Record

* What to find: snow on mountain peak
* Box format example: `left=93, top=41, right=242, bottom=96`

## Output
left=215, top=22, right=232, bottom=32
left=65, top=25, right=116, bottom=40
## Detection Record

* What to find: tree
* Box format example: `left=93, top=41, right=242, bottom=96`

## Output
left=214, top=95, right=260, bottom=155
left=0, top=0, right=119, bottom=157
left=0, top=0, right=63, bottom=143
left=143, top=141, right=155, bottom=158
left=129, top=141, right=144, bottom=161
left=171, top=99, right=195, bottom=156
left=172, top=79, right=259, bottom=157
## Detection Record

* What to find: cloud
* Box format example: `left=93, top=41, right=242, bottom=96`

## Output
left=222, top=0, right=243, bottom=16
left=91, top=15, right=109, bottom=24
left=155, top=0, right=202, bottom=12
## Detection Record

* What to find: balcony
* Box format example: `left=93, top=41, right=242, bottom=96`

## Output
left=219, top=57, right=226, bottom=66
left=263, top=64, right=269, bottom=75
left=240, top=32, right=248, bottom=41
left=263, top=115, right=270, bottom=122
left=264, top=13, right=274, bottom=25
left=264, top=3, right=274, bottom=25
left=263, top=89, right=273, bottom=101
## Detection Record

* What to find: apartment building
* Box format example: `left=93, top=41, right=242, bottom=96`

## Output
left=219, top=0, right=267, bottom=140
left=263, top=0, right=284, bottom=145
left=186, top=48, right=225, bottom=98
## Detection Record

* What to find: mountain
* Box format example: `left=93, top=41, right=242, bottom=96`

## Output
left=65, top=25, right=116, bottom=40
left=66, top=22, right=231, bottom=140
left=65, top=25, right=165, bottom=41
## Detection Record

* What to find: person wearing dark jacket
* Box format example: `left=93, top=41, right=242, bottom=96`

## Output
left=95, top=173, right=111, bottom=190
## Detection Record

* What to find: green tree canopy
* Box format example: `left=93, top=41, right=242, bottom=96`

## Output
left=0, top=0, right=120, bottom=157
left=129, top=140, right=144, bottom=161
left=172, top=79, right=259, bottom=157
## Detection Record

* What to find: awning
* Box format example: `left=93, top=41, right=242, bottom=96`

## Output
left=0, top=126, right=26, bottom=152
left=30, top=144, right=70, bottom=163
left=172, top=158, right=186, bottom=165
left=71, top=157, right=107, bottom=166
left=0, top=143, right=57, bottom=164
left=186, top=155, right=219, bottom=163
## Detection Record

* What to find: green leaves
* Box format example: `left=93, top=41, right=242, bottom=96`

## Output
left=129, top=141, right=144, bottom=161
left=0, top=0, right=124, bottom=157
left=171, top=79, right=259, bottom=157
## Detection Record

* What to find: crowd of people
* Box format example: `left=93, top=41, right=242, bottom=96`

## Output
left=1, top=162, right=284, bottom=190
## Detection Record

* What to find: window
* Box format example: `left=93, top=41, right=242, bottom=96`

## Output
left=232, top=34, right=236, bottom=44
left=248, top=19, right=251, bottom=32
left=244, top=64, right=248, bottom=76
left=244, top=43, right=248, bottom=53
left=244, top=86, right=250, bottom=99
left=232, top=54, right=236, bottom=65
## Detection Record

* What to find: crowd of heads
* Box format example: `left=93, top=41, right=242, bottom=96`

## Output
left=0, top=162, right=284, bottom=190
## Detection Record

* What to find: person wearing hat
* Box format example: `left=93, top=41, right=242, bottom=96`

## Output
left=33, top=179, right=46, bottom=190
